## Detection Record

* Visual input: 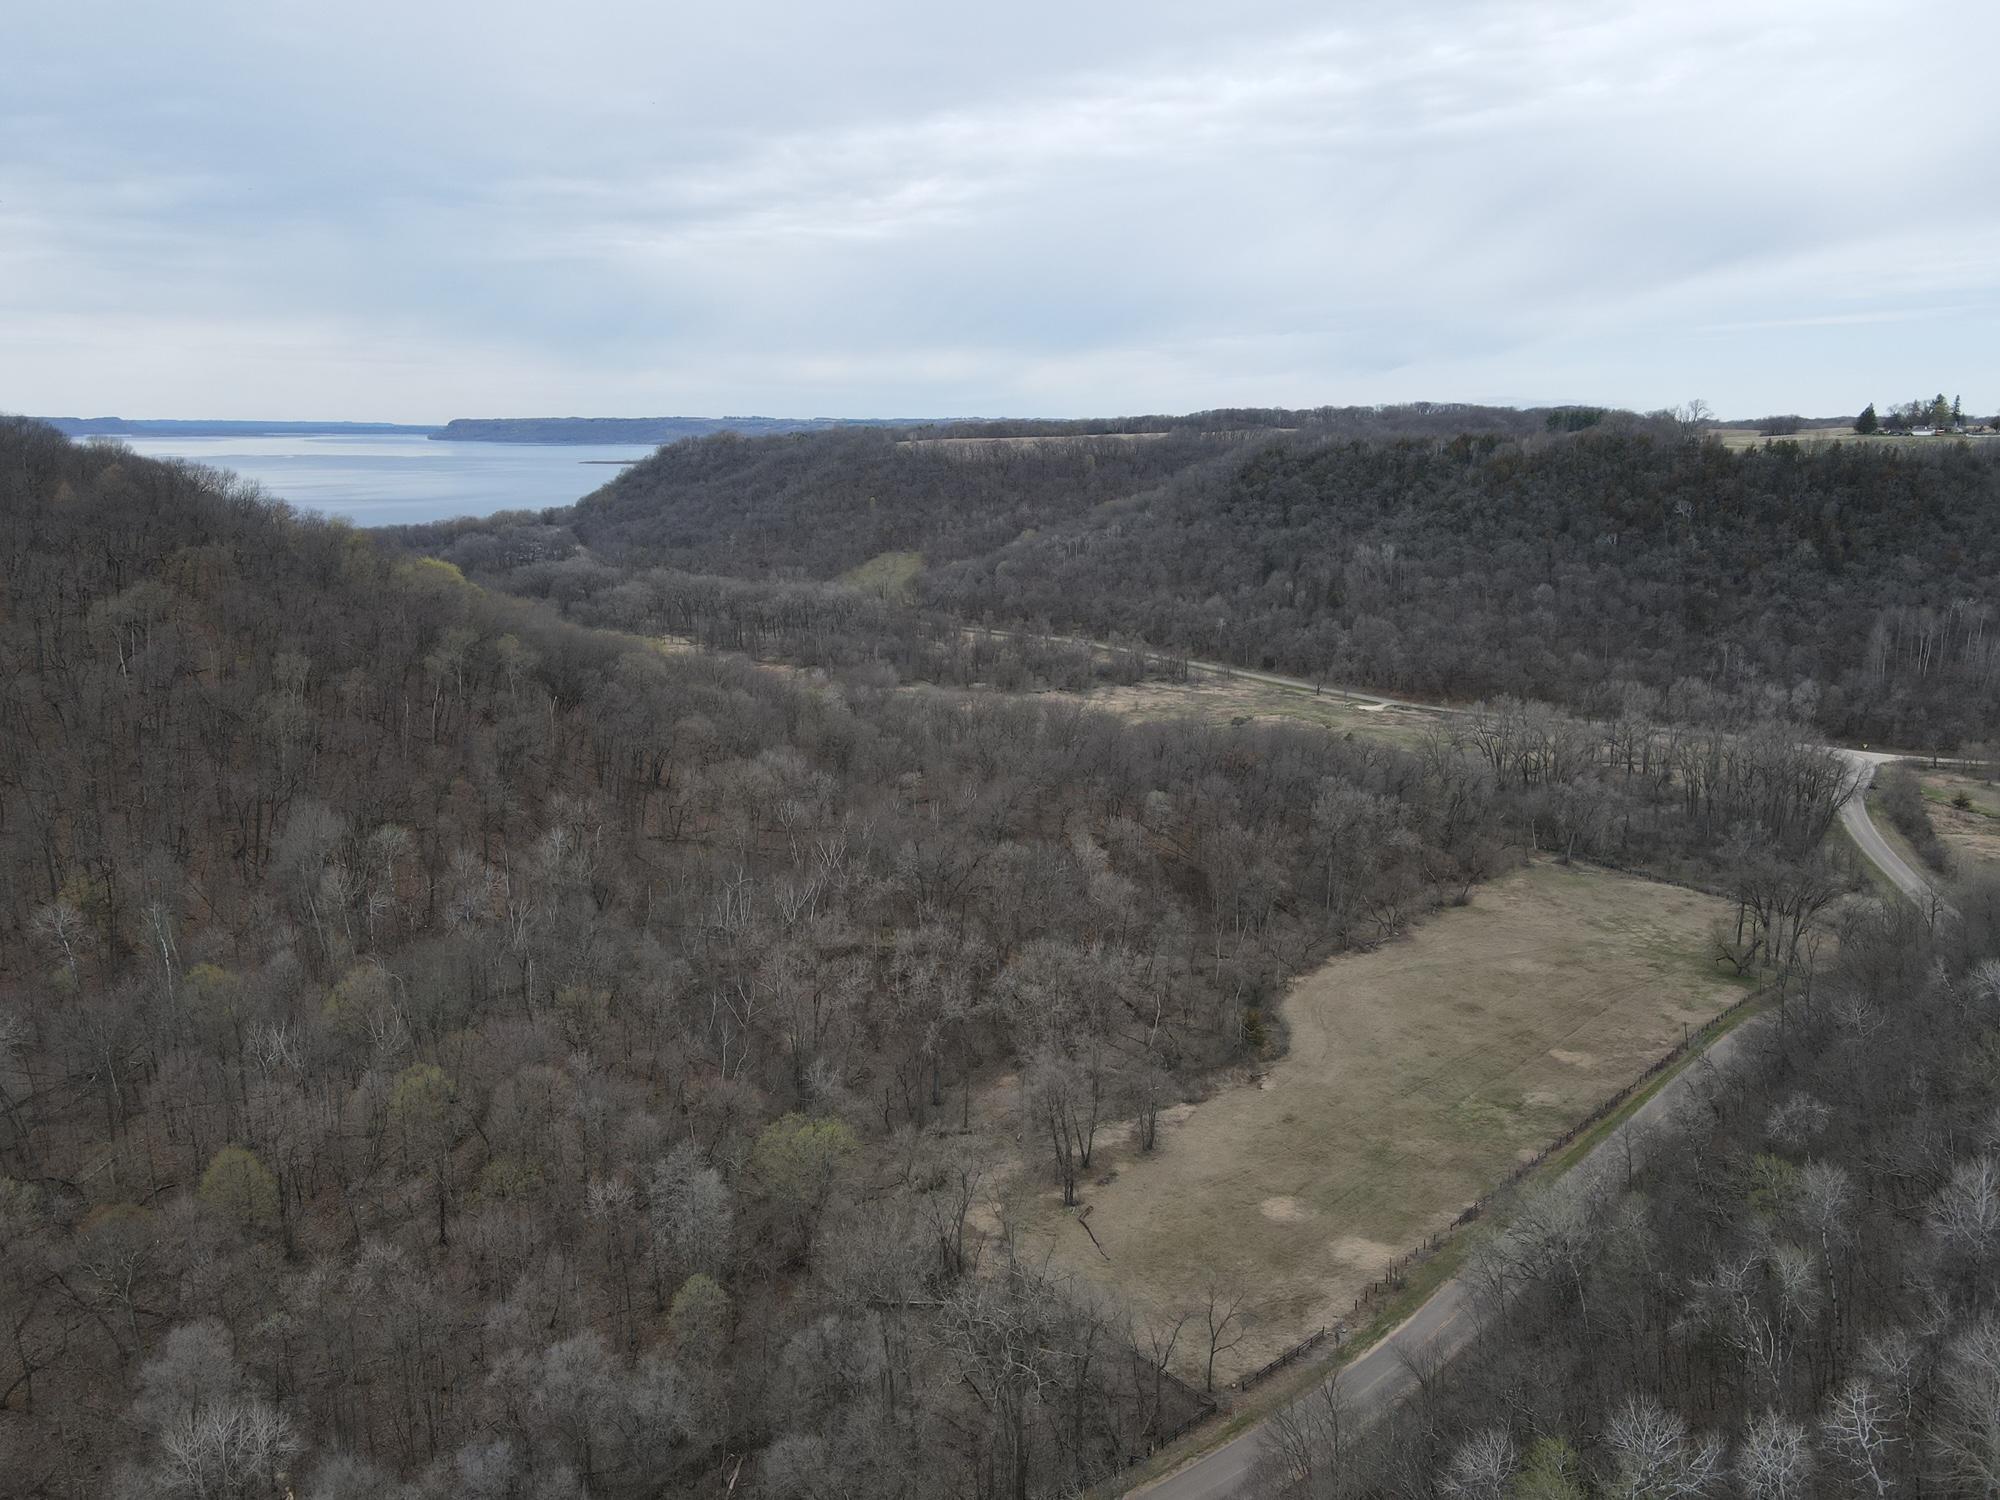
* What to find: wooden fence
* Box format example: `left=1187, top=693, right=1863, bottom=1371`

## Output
left=1236, top=1325, right=1332, bottom=1391
left=1231, top=981, right=1768, bottom=1396
left=1146, top=1396, right=1220, bottom=1454
left=1096, top=981, right=1770, bottom=1500
left=1337, top=981, right=1767, bottom=1325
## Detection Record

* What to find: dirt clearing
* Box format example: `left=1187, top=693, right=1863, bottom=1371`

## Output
left=998, top=861, right=1744, bottom=1384
left=1039, top=670, right=1444, bottom=749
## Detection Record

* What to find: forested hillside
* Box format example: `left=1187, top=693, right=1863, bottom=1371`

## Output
left=0, top=417, right=1884, bottom=1498
left=1252, top=884, right=2000, bottom=1498
left=385, top=404, right=1554, bottom=581
left=530, top=426, right=1251, bottom=577
left=0, top=419, right=1673, bottom=1498
left=402, top=418, right=2000, bottom=749
left=930, top=434, right=2000, bottom=749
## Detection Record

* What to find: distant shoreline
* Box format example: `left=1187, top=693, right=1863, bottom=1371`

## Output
left=37, top=414, right=924, bottom=446
left=42, top=418, right=436, bottom=439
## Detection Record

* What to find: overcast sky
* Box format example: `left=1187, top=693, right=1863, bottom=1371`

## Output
left=5, top=0, right=1994, bottom=421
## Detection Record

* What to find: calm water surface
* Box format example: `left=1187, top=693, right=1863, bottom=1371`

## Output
left=85, top=433, right=656, bottom=526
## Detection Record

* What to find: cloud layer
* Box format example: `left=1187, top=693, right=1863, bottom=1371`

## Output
left=6, top=0, right=1995, bottom=419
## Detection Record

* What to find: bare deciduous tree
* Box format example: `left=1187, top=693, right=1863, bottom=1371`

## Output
left=1820, top=1378, right=1897, bottom=1497
left=1202, top=1282, right=1246, bottom=1394
left=1602, top=1396, right=1725, bottom=1499
left=1258, top=1382, right=1367, bottom=1499
left=1438, top=1425, right=1516, bottom=1500
left=1736, top=1411, right=1814, bottom=1500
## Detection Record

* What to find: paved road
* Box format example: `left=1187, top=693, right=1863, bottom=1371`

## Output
left=1133, top=1018, right=1762, bottom=1499
left=1174, top=655, right=1950, bottom=911
left=1127, top=683, right=1932, bottom=1500
left=1833, top=749, right=1943, bottom=906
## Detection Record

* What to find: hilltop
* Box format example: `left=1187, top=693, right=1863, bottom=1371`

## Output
left=430, top=415, right=914, bottom=443
left=394, top=407, right=2000, bottom=749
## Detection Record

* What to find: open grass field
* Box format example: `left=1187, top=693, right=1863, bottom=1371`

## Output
left=1919, top=769, right=2000, bottom=871
left=1858, top=769, right=2000, bottom=883
left=839, top=548, right=925, bottom=601
left=994, top=861, right=1746, bottom=1384
left=1711, top=426, right=1999, bottom=452
left=1041, top=669, right=1445, bottom=750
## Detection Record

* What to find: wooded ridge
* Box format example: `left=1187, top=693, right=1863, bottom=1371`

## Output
left=0, top=411, right=1988, bottom=1500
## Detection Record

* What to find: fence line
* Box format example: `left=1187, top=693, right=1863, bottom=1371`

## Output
left=1342, top=982, right=1766, bottom=1323
left=1101, top=980, right=1771, bottom=1500
left=1235, top=1325, right=1332, bottom=1391
left=1230, top=980, right=1767, bottom=1396
left=1147, top=1397, right=1219, bottom=1453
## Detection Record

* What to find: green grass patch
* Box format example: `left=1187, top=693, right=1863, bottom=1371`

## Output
left=1924, top=783, right=2000, bottom=818
left=840, top=550, right=924, bottom=601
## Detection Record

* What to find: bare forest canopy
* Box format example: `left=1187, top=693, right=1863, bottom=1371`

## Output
left=389, top=416, right=2000, bottom=751
left=0, top=415, right=1874, bottom=1499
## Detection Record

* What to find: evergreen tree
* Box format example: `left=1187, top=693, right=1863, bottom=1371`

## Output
left=1854, top=402, right=1879, bottom=434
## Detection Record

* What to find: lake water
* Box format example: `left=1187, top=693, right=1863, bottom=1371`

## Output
left=83, top=432, right=657, bottom=526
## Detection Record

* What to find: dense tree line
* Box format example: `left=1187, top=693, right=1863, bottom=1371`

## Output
left=1250, top=879, right=2000, bottom=1498
left=401, top=419, right=2000, bottom=751
left=467, top=551, right=1175, bottom=695
left=923, top=434, right=2000, bottom=749
left=0, top=420, right=1635, bottom=1499
left=914, top=404, right=1560, bottom=442
left=1878, top=767, right=1954, bottom=876
left=1871, top=394, right=1979, bottom=434
left=395, top=424, right=1260, bottom=582
left=384, top=406, right=1572, bottom=583
left=0, top=419, right=1886, bottom=1498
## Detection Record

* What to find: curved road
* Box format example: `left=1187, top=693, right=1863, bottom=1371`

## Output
left=1134, top=1019, right=1762, bottom=1499
left=1127, top=672, right=1935, bottom=1500
left=1833, top=750, right=1944, bottom=907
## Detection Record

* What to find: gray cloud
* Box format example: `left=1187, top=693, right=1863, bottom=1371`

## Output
left=4, top=0, right=1995, bottom=418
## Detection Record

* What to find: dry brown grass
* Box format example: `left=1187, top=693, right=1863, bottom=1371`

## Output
left=1920, top=770, right=2000, bottom=871
left=990, top=862, right=1744, bottom=1384
left=1037, top=673, right=1442, bottom=750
